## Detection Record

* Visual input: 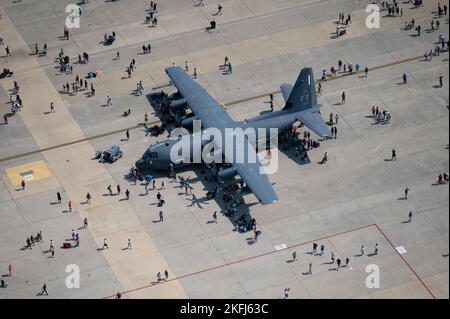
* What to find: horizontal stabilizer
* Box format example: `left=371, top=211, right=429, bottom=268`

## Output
left=296, top=106, right=331, bottom=138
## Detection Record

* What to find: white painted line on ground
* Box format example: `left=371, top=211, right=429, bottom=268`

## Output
left=396, top=246, right=407, bottom=255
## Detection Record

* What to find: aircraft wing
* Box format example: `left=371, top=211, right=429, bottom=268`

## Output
left=228, top=136, right=278, bottom=205
left=165, top=66, right=233, bottom=128
left=166, top=66, right=278, bottom=205
left=297, top=106, right=332, bottom=138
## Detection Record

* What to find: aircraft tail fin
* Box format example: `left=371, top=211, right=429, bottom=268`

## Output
left=283, top=67, right=317, bottom=112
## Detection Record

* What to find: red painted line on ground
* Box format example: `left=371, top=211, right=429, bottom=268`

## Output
left=103, top=223, right=376, bottom=299
left=374, top=224, right=437, bottom=299
left=104, top=223, right=438, bottom=299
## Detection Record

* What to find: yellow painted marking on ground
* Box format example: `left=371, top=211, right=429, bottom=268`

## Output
left=5, top=160, right=52, bottom=186
left=0, top=53, right=436, bottom=164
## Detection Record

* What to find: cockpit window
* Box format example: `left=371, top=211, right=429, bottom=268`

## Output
left=145, top=151, right=158, bottom=159
left=150, top=152, right=158, bottom=159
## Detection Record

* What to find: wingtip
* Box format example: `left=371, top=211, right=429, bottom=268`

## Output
left=260, top=199, right=278, bottom=205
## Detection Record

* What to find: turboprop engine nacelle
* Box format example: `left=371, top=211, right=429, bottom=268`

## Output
left=169, top=99, right=188, bottom=113
left=217, top=166, right=238, bottom=180
left=181, top=116, right=199, bottom=130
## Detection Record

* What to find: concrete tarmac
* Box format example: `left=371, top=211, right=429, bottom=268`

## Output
left=0, top=0, right=448, bottom=299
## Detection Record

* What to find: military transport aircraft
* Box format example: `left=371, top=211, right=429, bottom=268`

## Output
left=136, top=66, right=331, bottom=205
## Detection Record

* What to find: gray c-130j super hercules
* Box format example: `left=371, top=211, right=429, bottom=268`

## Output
left=136, top=66, right=331, bottom=205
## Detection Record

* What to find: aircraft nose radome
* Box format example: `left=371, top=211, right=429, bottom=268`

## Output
left=135, top=159, right=145, bottom=168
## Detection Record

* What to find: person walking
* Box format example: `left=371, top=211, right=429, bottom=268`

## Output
left=86, top=192, right=91, bottom=204
left=8, top=264, right=12, bottom=277
left=308, top=263, right=313, bottom=274
left=21, top=180, right=25, bottom=190
left=164, top=269, right=169, bottom=280
left=117, top=185, right=121, bottom=195
left=102, top=238, right=109, bottom=250
left=56, top=192, right=62, bottom=204
left=336, top=258, right=341, bottom=270
left=360, top=245, right=365, bottom=256
left=321, top=152, right=328, bottom=164
left=341, top=91, right=346, bottom=104
left=284, top=288, right=290, bottom=299
left=408, top=210, right=413, bottom=222
left=159, top=211, right=164, bottom=222
left=439, top=76, right=443, bottom=88
left=313, top=242, right=318, bottom=254
left=292, top=251, right=297, bottom=262
left=83, top=218, right=88, bottom=228
left=402, top=72, right=408, bottom=84
left=40, top=284, right=48, bottom=296
left=345, top=257, right=350, bottom=268
left=108, top=185, right=113, bottom=196
left=374, top=243, right=379, bottom=255
left=68, top=201, right=72, bottom=212
left=50, top=102, right=55, bottom=113
left=404, top=186, right=410, bottom=199
left=127, top=238, right=132, bottom=249
left=125, top=130, right=130, bottom=141
left=213, top=211, right=217, bottom=223
left=125, top=189, right=130, bottom=200
left=331, top=251, right=335, bottom=263
left=320, top=244, right=324, bottom=256
left=391, top=149, right=397, bottom=160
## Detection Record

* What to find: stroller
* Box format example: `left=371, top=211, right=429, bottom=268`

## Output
left=404, top=20, right=414, bottom=30
left=413, top=0, right=423, bottom=7
left=0, top=68, right=13, bottom=79
left=105, top=35, right=115, bottom=45
left=86, top=70, right=98, bottom=79
left=11, top=101, right=21, bottom=114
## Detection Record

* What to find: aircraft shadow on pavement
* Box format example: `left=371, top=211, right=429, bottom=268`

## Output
left=277, top=145, right=311, bottom=166
left=138, top=92, right=323, bottom=235
left=135, top=165, right=258, bottom=233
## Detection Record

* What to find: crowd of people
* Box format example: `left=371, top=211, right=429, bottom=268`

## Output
left=0, top=0, right=448, bottom=299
